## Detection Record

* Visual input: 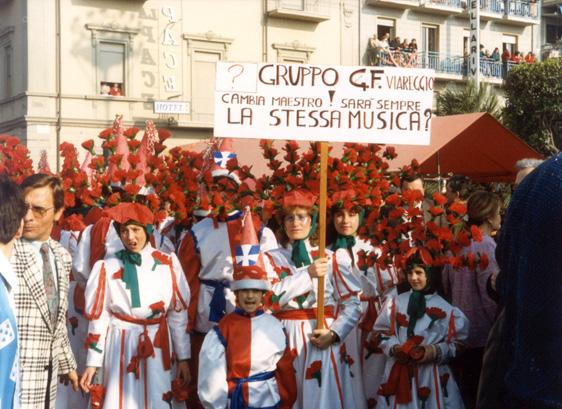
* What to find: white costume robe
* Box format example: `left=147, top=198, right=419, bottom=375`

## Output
left=263, top=242, right=362, bottom=409
left=198, top=309, right=296, bottom=409
left=373, top=291, right=468, bottom=409
left=84, top=245, right=190, bottom=409
left=55, top=229, right=89, bottom=409
left=347, top=238, right=399, bottom=409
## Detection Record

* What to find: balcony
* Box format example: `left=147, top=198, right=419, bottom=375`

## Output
left=365, top=0, right=423, bottom=9
left=366, top=0, right=539, bottom=24
left=266, top=0, right=330, bottom=22
left=419, top=0, right=465, bottom=15
left=377, top=50, right=519, bottom=83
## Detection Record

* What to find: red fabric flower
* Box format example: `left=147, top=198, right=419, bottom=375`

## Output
left=305, top=360, right=322, bottom=387
left=84, top=333, right=102, bottom=353
left=171, top=378, right=189, bottom=401
left=470, top=225, right=484, bottom=242
left=478, top=253, right=489, bottom=270
left=81, top=139, right=95, bottom=153
left=127, top=356, right=140, bottom=379
left=396, top=313, right=409, bottom=328
left=89, top=384, right=105, bottom=409
left=124, top=127, right=140, bottom=139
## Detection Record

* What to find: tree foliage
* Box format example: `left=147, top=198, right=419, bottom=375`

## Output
left=503, top=58, right=562, bottom=156
left=435, top=80, right=502, bottom=119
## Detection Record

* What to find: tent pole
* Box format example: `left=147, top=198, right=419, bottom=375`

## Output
left=437, top=150, right=442, bottom=192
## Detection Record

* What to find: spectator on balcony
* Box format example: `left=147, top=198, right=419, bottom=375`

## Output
left=368, top=33, right=389, bottom=66
left=389, top=36, right=401, bottom=49
left=511, top=51, right=523, bottom=64
left=409, top=38, right=418, bottom=51
left=400, top=39, right=410, bottom=50
left=524, top=51, right=536, bottom=63
left=491, top=47, right=500, bottom=62
left=502, top=47, right=511, bottom=78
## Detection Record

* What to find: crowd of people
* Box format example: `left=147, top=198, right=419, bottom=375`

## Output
left=367, top=33, right=419, bottom=67
left=0, top=118, right=556, bottom=409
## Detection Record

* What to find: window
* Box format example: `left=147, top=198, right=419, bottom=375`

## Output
left=192, top=51, right=220, bottom=122
left=184, top=33, right=233, bottom=124
left=85, top=24, right=139, bottom=97
left=272, top=42, right=315, bottom=63
left=422, top=25, right=439, bottom=53
left=377, top=18, right=395, bottom=40
left=463, top=29, right=470, bottom=55
left=546, top=24, right=562, bottom=44
left=0, top=27, right=14, bottom=100
left=98, top=42, right=125, bottom=96
left=502, top=34, right=517, bottom=54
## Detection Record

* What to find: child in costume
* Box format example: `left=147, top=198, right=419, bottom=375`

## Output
left=79, top=203, right=190, bottom=409
left=198, top=208, right=296, bottom=409
left=328, top=190, right=400, bottom=409
left=178, top=139, right=278, bottom=407
left=373, top=260, right=468, bottom=409
left=263, top=189, right=362, bottom=409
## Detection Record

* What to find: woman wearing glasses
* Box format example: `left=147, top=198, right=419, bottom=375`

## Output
left=263, top=189, right=362, bottom=409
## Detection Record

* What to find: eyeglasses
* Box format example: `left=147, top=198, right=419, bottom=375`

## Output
left=284, top=214, right=310, bottom=224
left=25, top=204, right=54, bottom=218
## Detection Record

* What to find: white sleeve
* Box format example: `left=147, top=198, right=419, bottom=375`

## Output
left=373, top=296, right=401, bottom=356
left=198, top=329, right=228, bottom=409
left=330, top=250, right=362, bottom=341
left=84, top=260, right=110, bottom=367
left=260, top=227, right=279, bottom=252
left=167, top=253, right=191, bottom=360
left=73, top=225, right=93, bottom=286
left=436, top=306, right=470, bottom=364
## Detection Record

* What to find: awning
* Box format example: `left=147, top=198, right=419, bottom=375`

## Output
left=389, top=112, right=543, bottom=182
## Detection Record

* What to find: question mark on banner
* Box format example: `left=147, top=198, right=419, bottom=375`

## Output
left=228, top=64, right=244, bottom=90
left=423, top=108, right=432, bottom=131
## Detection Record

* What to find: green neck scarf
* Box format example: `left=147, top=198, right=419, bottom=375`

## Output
left=406, top=290, right=426, bottom=338
left=116, top=249, right=142, bottom=308
left=291, top=213, right=318, bottom=268
left=332, top=235, right=356, bottom=251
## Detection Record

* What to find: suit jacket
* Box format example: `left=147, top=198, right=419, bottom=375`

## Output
left=12, top=239, right=77, bottom=409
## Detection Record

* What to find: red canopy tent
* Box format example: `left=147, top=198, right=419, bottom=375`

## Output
left=182, top=112, right=542, bottom=183
left=389, top=112, right=543, bottom=182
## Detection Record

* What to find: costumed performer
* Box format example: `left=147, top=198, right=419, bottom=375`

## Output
left=79, top=202, right=190, bottom=409
left=374, top=258, right=468, bottom=409
left=198, top=207, right=296, bottom=409
left=263, top=189, right=362, bottom=409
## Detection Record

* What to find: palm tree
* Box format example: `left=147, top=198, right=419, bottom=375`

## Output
left=436, top=80, right=502, bottom=119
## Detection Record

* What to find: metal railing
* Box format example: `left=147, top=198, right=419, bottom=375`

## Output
left=377, top=50, right=520, bottom=79
left=425, top=0, right=463, bottom=7
left=267, top=0, right=331, bottom=14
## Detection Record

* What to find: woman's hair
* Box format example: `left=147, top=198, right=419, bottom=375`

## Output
left=276, top=205, right=318, bottom=247
left=467, top=190, right=502, bottom=226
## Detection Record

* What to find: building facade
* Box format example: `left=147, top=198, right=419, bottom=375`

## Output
left=0, top=0, right=539, bottom=168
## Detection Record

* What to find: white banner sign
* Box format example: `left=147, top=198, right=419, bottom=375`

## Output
left=214, top=62, right=434, bottom=145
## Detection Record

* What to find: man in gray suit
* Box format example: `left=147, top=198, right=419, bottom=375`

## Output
left=13, top=174, right=78, bottom=409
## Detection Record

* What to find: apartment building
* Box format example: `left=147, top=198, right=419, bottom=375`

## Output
left=0, top=0, right=539, bottom=167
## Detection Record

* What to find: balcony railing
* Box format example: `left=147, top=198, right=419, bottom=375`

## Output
left=267, top=0, right=331, bottom=22
left=377, top=50, right=519, bottom=80
left=425, top=0, right=463, bottom=7
left=367, top=0, right=539, bottom=21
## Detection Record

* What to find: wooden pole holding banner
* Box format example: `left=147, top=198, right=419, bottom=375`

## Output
left=316, top=141, right=328, bottom=330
